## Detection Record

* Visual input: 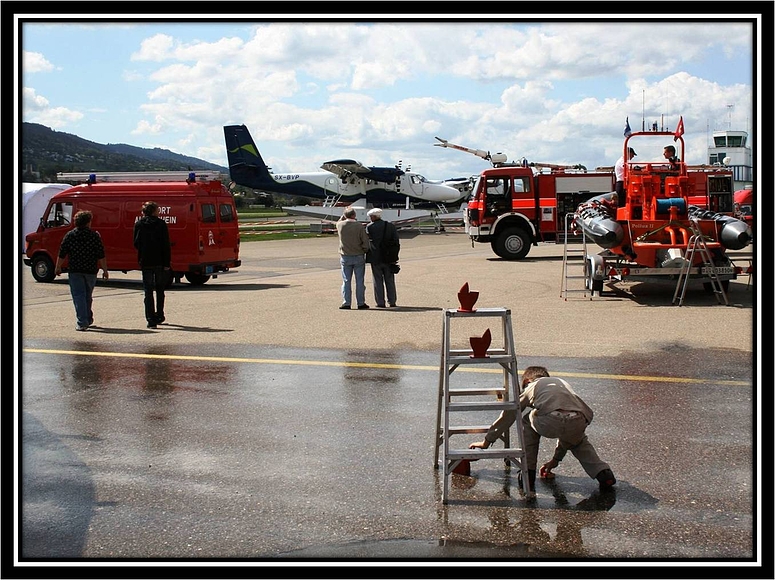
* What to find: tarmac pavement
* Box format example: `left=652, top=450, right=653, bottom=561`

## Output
left=16, top=229, right=764, bottom=575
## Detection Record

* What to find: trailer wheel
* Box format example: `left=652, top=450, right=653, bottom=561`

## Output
left=31, top=255, right=55, bottom=283
left=184, top=272, right=211, bottom=285
left=493, top=227, right=530, bottom=260
left=584, top=259, right=604, bottom=295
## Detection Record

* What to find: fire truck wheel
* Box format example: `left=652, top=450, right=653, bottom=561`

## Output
left=492, top=227, right=530, bottom=260
left=31, top=255, right=56, bottom=283
left=184, top=272, right=211, bottom=285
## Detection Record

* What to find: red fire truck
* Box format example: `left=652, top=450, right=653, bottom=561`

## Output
left=464, top=164, right=614, bottom=260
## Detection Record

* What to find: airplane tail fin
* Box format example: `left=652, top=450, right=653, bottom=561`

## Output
left=223, top=125, right=274, bottom=189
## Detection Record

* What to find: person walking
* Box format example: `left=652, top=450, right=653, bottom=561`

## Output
left=336, top=206, right=370, bottom=310
left=133, top=201, right=171, bottom=328
left=54, top=210, right=108, bottom=331
left=365, top=207, right=400, bottom=308
left=469, top=365, right=616, bottom=493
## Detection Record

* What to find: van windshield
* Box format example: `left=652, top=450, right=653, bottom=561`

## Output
left=45, top=202, right=73, bottom=228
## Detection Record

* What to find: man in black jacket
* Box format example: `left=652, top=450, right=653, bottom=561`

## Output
left=133, top=201, right=171, bottom=328
left=365, top=208, right=400, bottom=308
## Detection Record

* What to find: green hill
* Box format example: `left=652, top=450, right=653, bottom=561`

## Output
left=21, top=122, right=228, bottom=183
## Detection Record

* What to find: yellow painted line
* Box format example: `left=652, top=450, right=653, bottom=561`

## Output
left=22, top=348, right=751, bottom=386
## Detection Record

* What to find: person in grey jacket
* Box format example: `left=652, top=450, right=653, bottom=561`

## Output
left=336, top=206, right=370, bottom=310
left=469, top=365, right=616, bottom=492
left=133, top=201, right=171, bottom=328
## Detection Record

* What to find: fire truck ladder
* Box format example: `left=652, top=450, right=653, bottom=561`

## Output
left=672, top=218, right=729, bottom=306
left=560, top=212, right=591, bottom=300
left=434, top=307, right=530, bottom=504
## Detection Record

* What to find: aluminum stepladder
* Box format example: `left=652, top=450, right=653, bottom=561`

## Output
left=434, top=307, right=530, bottom=504
left=560, top=212, right=591, bottom=300
left=672, top=218, right=729, bottom=306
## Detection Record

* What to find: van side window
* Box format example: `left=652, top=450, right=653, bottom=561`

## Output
left=219, top=204, right=234, bottom=223
left=202, top=203, right=217, bottom=223
left=45, top=202, right=73, bottom=228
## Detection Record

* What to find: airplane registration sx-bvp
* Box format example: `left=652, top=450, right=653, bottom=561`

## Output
left=223, top=124, right=466, bottom=226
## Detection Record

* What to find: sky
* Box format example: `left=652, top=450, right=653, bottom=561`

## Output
left=15, top=12, right=763, bottom=182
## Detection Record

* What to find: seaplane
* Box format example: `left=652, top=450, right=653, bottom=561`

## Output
left=223, top=125, right=466, bottom=225
left=571, top=117, right=752, bottom=299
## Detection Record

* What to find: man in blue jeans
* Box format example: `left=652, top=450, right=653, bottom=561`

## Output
left=336, top=206, right=370, bottom=310
left=133, top=201, right=172, bottom=328
left=55, top=210, right=109, bottom=331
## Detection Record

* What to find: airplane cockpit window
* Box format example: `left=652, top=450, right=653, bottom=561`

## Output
left=45, top=202, right=73, bottom=228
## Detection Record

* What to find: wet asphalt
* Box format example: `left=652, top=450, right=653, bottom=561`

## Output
left=16, top=226, right=764, bottom=574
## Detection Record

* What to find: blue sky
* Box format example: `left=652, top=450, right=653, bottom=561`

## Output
left=16, top=13, right=761, bottom=181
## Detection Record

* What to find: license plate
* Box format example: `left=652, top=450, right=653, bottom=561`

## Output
left=701, top=266, right=735, bottom=274
left=205, top=265, right=214, bottom=274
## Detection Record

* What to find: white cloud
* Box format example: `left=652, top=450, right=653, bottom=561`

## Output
left=23, top=51, right=55, bottom=73
left=131, top=33, right=175, bottom=62
left=22, top=87, right=83, bottom=128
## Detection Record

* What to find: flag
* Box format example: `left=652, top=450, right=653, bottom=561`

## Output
left=674, top=116, right=684, bottom=141
left=623, top=117, right=632, bottom=138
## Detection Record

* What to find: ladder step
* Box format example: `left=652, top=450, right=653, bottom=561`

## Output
left=448, top=387, right=506, bottom=396
left=448, top=354, right=514, bottom=365
left=445, top=425, right=492, bottom=434
left=447, top=401, right=518, bottom=412
left=449, top=348, right=507, bottom=356
left=447, top=448, right=525, bottom=460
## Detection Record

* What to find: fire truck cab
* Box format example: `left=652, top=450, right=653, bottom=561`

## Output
left=24, top=171, right=241, bottom=285
left=464, top=165, right=614, bottom=259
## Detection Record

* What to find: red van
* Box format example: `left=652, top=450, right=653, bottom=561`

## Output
left=24, top=171, right=240, bottom=285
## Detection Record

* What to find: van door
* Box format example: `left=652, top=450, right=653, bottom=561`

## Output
left=216, top=196, right=240, bottom=263
left=197, top=197, right=239, bottom=264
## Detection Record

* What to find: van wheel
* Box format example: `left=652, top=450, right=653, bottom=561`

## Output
left=31, top=255, right=55, bottom=282
left=493, top=227, right=530, bottom=260
left=185, top=272, right=211, bottom=285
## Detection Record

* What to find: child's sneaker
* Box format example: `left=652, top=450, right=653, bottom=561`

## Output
left=596, top=468, right=616, bottom=489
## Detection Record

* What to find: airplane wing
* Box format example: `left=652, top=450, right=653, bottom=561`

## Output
left=321, top=160, right=404, bottom=184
